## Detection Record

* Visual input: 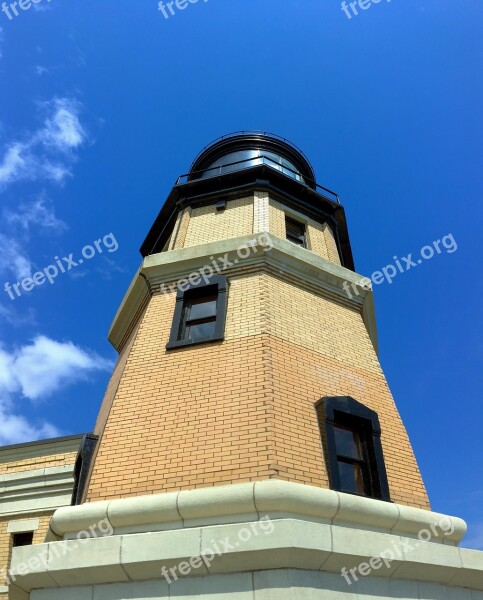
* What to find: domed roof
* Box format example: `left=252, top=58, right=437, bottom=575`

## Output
left=188, top=131, right=317, bottom=188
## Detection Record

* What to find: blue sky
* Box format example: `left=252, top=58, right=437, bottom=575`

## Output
left=0, top=0, right=482, bottom=548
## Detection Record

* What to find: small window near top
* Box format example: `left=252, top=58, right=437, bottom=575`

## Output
left=285, top=216, right=306, bottom=248
left=181, top=290, right=218, bottom=342
left=167, top=276, right=228, bottom=350
left=316, top=396, right=391, bottom=501
left=13, top=532, right=34, bottom=547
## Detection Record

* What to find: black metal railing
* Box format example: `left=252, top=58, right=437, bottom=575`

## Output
left=190, top=130, right=314, bottom=169
left=176, top=154, right=341, bottom=205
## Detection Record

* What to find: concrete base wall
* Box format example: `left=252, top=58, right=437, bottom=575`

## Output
left=27, top=570, right=483, bottom=600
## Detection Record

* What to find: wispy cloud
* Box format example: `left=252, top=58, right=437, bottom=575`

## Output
left=35, top=65, right=49, bottom=76
left=0, top=234, right=32, bottom=281
left=0, top=195, right=66, bottom=287
left=4, top=194, right=67, bottom=233
left=41, top=98, right=86, bottom=150
left=32, top=1, right=53, bottom=11
left=0, top=303, right=36, bottom=328
left=0, top=97, right=87, bottom=188
left=0, top=335, right=113, bottom=444
left=0, top=143, right=26, bottom=183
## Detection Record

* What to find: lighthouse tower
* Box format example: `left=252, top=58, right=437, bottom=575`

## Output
left=11, top=133, right=483, bottom=599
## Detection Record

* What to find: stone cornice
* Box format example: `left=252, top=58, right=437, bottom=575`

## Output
left=0, top=465, right=75, bottom=517
left=50, top=480, right=464, bottom=543
left=108, top=234, right=377, bottom=354
left=9, top=481, right=483, bottom=596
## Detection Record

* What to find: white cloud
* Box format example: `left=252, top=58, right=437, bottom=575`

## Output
left=10, top=336, right=113, bottom=400
left=0, top=409, right=60, bottom=445
left=0, top=335, right=113, bottom=445
left=5, top=194, right=67, bottom=233
left=0, top=347, right=16, bottom=394
left=42, top=99, right=85, bottom=150
left=0, top=234, right=32, bottom=281
left=0, top=196, right=66, bottom=283
left=0, top=97, right=87, bottom=187
left=0, top=143, right=26, bottom=184
left=35, top=65, right=49, bottom=76
left=0, top=336, right=113, bottom=401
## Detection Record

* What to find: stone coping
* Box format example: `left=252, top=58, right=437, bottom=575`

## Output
left=0, top=465, right=75, bottom=517
left=50, top=480, right=466, bottom=544
left=10, top=518, right=483, bottom=595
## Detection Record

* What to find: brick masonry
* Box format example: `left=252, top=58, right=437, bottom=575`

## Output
left=87, top=260, right=429, bottom=509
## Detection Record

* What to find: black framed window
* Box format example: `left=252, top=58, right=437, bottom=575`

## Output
left=166, top=275, right=228, bottom=349
left=13, top=532, right=34, bottom=547
left=71, top=433, right=99, bottom=506
left=285, top=216, right=307, bottom=248
left=316, top=396, right=390, bottom=501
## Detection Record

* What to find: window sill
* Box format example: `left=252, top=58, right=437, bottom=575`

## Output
left=334, top=488, right=392, bottom=503
left=166, top=335, right=224, bottom=350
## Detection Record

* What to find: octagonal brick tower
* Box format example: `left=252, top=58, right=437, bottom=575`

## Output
left=11, top=133, right=483, bottom=600
left=84, top=131, right=428, bottom=509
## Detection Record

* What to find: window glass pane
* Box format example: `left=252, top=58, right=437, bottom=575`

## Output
left=337, top=461, right=364, bottom=495
left=188, top=321, right=217, bottom=341
left=286, top=219, right=304, bottom=237
left=13, top=532, right=34, bottom=547
left=188, top=297, right=217, bottom=321
left=285, top=217, right=306, bottom=246
left=333, top=424, right=362, bottom=459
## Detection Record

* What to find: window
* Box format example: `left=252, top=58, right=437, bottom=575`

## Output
left=166, top=276, right=228, bottom=349
left=71, top=433, right=99, bottom=506
left=285, top=216, right=306, bottom=247
left=317, top=396, right=390, bottom=501
left=13, top=532, right=34, bottom=547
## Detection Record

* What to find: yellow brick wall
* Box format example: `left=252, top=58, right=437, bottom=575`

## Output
left=88, top=272, right=272, bottom=500
left=306, top=220, right=328, bottom=260
left=323, top=222, right=341, bottom=265
left=171, top=207, right=191, bottom=250
left=182, top=196, right=253, bottom=248
left=0, top=450, right=78, bottom=476
left=167, top=194, right=341, bottom=266
left=253, top=191, right=269, bottom=233
left=262, top=274, right=427, bottom=508
left=87, top=267, right=429, bottom=509
left=268, top=198, right=286, bottom=239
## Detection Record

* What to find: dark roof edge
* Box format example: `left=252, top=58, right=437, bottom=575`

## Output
left=0, top=433, right=86, bottom=453
left=140, top=166, right=354, bottom=272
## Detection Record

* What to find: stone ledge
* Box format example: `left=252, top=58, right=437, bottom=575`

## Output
left=109, top=233, right=378, bottom=353
left=0, top=465, right=75, bottom=517
left=9, top=519, right=483, bottom=594
left=50, top=480, right=466, bottom=544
